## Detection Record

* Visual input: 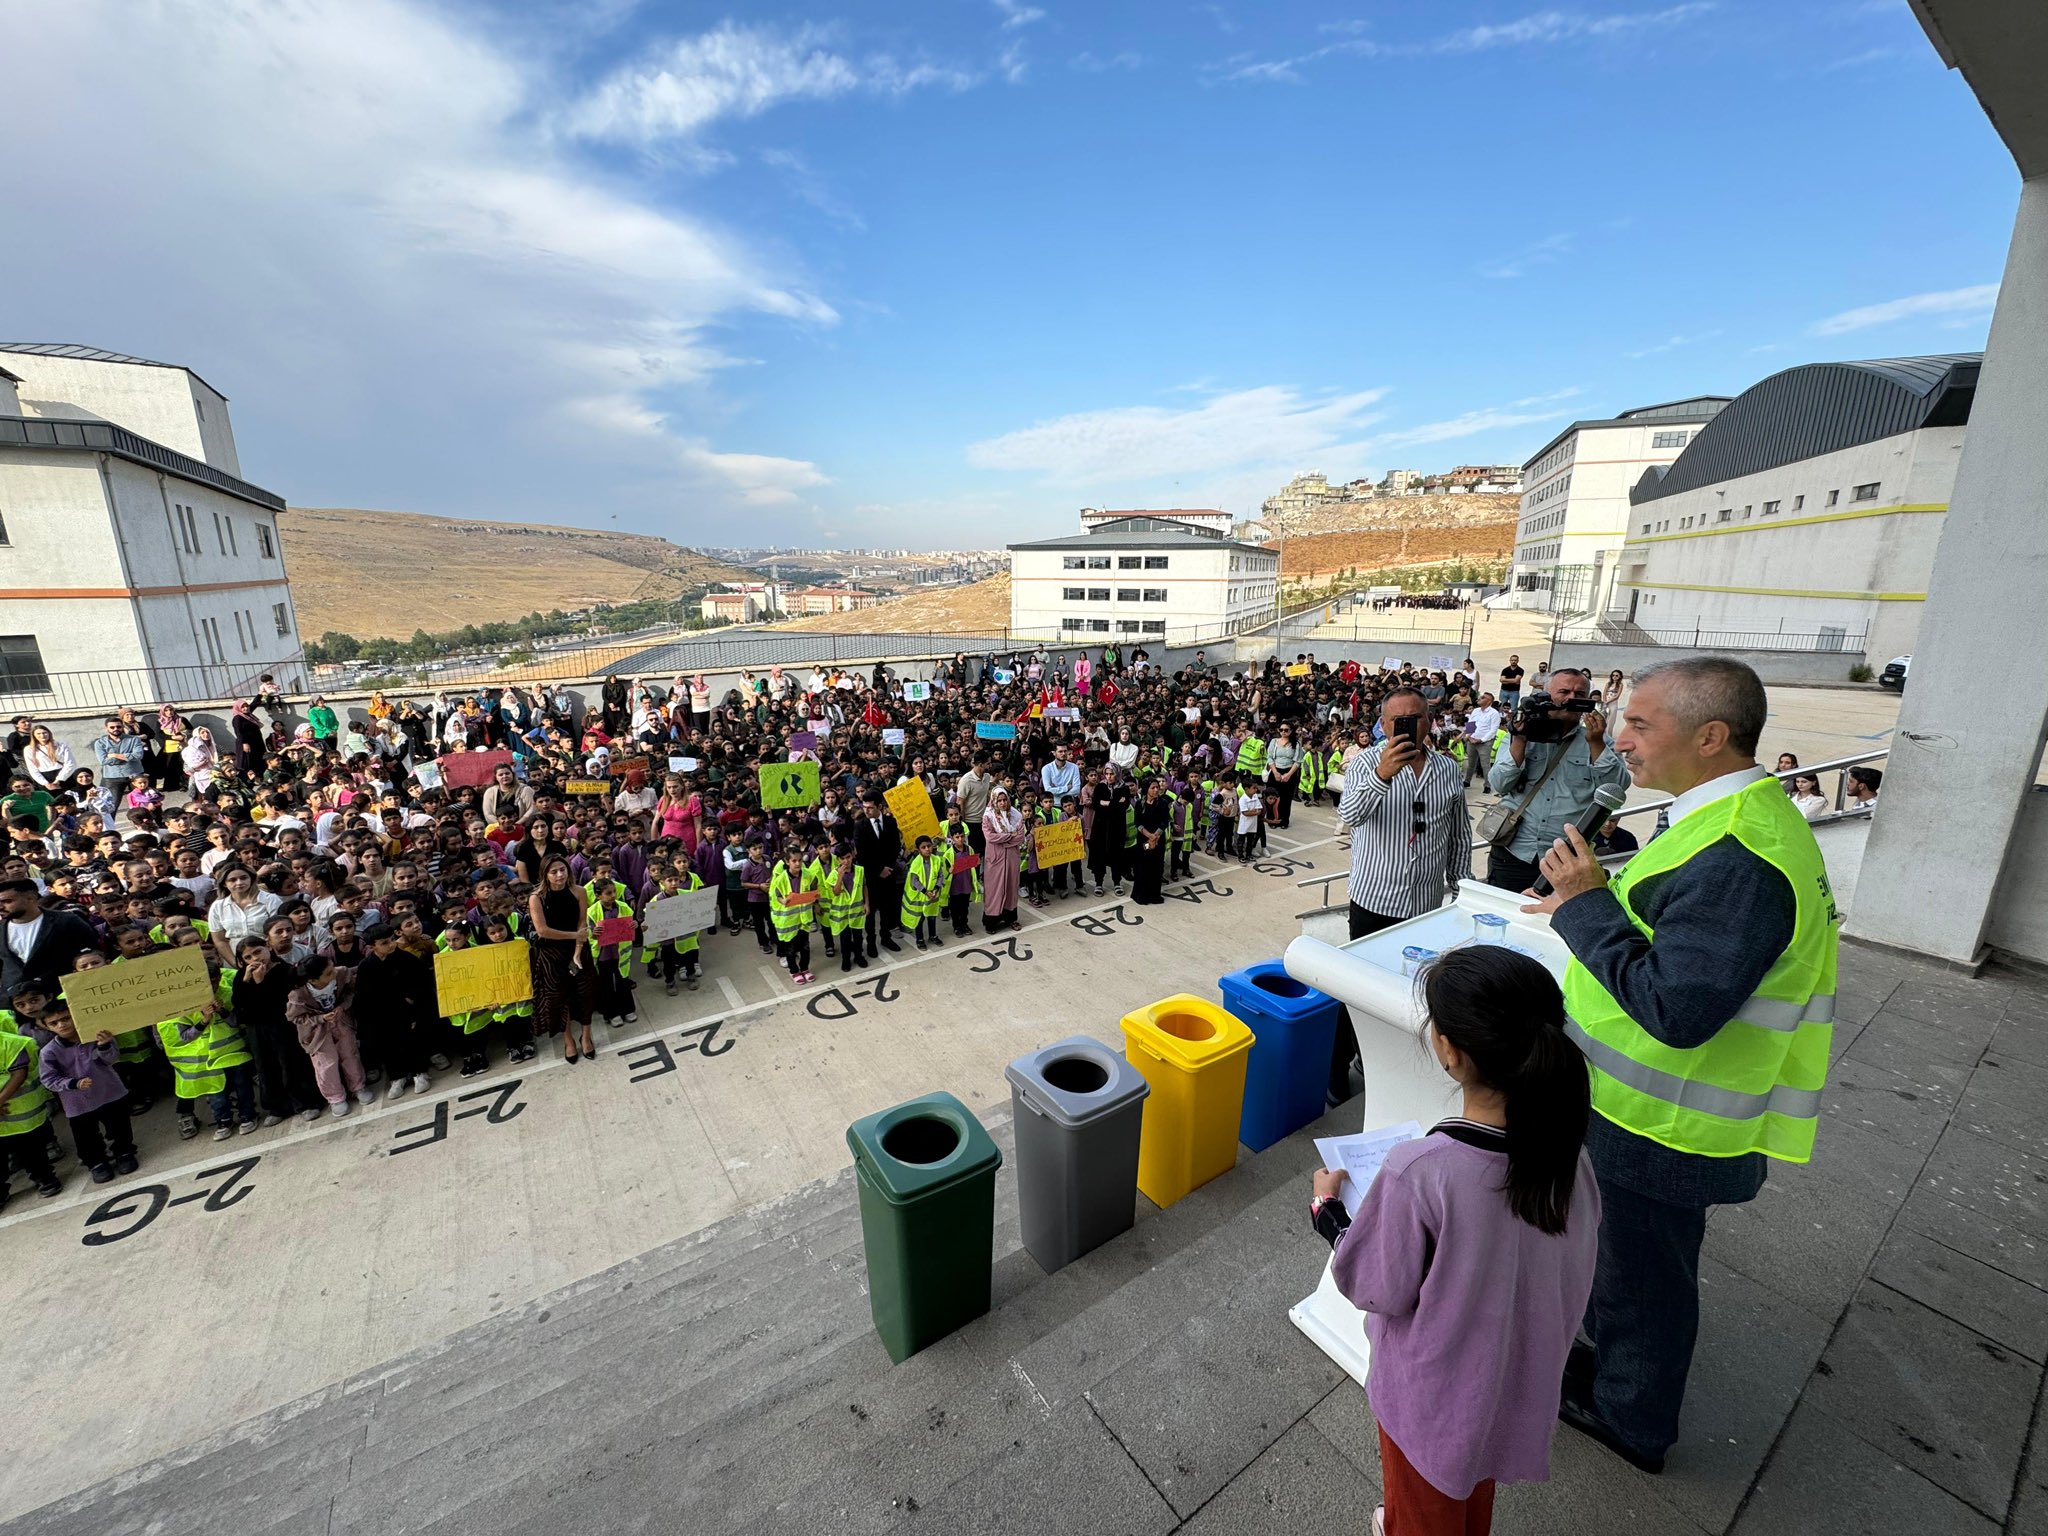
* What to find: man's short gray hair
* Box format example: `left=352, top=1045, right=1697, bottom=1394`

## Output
left=1633, top=656, right=1767, bottom=756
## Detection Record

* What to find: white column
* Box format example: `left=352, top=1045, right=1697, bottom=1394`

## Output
left=1847, top=176, right=2048, bottom=964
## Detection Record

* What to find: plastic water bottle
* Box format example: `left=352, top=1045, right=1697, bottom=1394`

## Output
left=1473, top=913, right=1509, bottom=946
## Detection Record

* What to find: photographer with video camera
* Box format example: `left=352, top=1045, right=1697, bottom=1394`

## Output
left=1482, top=668, right=1630, bottom=893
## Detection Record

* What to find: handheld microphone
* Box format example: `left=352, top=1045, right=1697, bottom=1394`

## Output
left=1530, top=783, right=1630, bottom=897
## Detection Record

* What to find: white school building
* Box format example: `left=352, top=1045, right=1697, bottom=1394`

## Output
left=0, top=344, right=303, bottom=706
left=1008, top=518, right=1280, bottom=644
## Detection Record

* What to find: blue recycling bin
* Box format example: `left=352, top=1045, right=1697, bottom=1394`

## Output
left=1220, top=960, right=1341, bottom=1152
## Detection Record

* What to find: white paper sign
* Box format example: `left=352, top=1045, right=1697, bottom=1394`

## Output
left=668, top=755, right=686, bottom=772
left=882, top=727, right=906, bottom=746
left=1429, top=655, right=1456, bottom=670
left=1313, top=1121, right=1424, bottom=1210
left=642, top=886, right=720, bottom=946
left=412, top=761, right=443, bottom=790
left=1381, top=656, right=1403, bottom=672
left=903, top=681, right=932, bottom=702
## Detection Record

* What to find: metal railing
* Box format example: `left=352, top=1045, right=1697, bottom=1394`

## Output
left=0, top=656, right=309, bottom=713
left=1556, top=620, right=1867, bottom=654
left=1608, top=749, right=1889, bottom=823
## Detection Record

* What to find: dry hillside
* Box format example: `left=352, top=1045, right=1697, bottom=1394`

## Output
left=1244, top=491, right=1520, bottom=539
left=280, top=508, right=754, bottom=640
left=771, top=575, right=1012, bottom=636
left=1273, top=523, right=1515, bottom=577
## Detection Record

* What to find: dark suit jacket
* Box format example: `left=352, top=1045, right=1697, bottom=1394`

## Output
left=853, top=816, right=901, bottom=878
left=2, top=908, right=104, bottom=1006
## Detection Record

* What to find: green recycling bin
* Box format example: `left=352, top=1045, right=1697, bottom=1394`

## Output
left=846, top=1090, right=1004, bottom=1363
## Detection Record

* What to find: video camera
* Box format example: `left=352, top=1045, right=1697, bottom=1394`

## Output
left=1510, top=696, right=1596, bottom=743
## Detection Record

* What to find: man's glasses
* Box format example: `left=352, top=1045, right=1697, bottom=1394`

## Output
left=1410, top=798, right=1427, bottom=845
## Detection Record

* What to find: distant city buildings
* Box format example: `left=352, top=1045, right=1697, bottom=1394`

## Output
left=1009, top=513, right=1280, bottom=643
left=1507, top=395, right=1733, bottom=613
left=787, top=586, right=880, bottom=616
left=1606, top=354, right=1976, bottom=664
left=0, top=343, right=304, bottom=702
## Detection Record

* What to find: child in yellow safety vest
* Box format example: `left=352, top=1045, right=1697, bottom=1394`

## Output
left=899, top=834, right=948, bottom=950
left=481, top=917, right=538, bottom=1064
left=435, top=925, right=496, bottom=1079
left=944, top=826, right=981, bottom=938
left=156, top=929, right=256, bottom=1142
left=587, top=885, right=640, bottom=1029
left=645, top=865, right=707, bottom=996
left=823, top=845, right=868, bottom=975
left=0, top=1016, right=62, bottom=1201
left=768, top=844, right=819, bottom=985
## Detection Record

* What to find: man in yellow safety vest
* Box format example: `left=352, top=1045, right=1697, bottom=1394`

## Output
left=1521, top=656, right=1839, bottom=1475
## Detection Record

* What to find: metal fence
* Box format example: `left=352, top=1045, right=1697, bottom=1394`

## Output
left=0, top=657, right=309, bottom=714
left=1556, top=622, right=1868, bottom=654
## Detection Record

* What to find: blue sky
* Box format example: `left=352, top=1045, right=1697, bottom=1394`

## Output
left=5, top=0, right=2016, bottom=548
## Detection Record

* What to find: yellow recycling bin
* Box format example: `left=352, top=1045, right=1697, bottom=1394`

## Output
left=1120, top=994, right=1256, bottom=1208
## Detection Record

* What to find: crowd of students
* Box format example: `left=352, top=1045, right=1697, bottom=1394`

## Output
left=0, top=642, right=1519, bottom=1206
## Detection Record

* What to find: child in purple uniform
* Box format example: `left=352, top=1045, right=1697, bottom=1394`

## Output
left=1311, top=947, right=1599, bottom=1536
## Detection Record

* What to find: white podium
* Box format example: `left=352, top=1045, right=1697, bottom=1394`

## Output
left=1281, top=882, right=1573, bottom=1387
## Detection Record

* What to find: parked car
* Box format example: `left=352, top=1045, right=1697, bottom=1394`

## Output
left=1879, top=654, right=1911, bottom=690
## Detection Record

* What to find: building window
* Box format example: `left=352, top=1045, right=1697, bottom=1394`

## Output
left=1762, top=501, right=1779, bottom=516
left=0, top=634, right=50, bottom=693
left=1063, top=555, right=1087, bottom=570
left=1143, top=556, right=1168, bottom=570
left=1062, top=616, right=1087, bottom=631
left=213, top=511, right=226, bottom=554
left=273, top=602, right=291, bottom=636
left=1793, top=494, right=1805, bottom=511
left=1116, top=588, right=1140, bottom=601
left=1141, top=621, right=1166, bottom=634
left=1141, top=588, right=1168, bottom=602
left=1641, top=523, right=1650, bottom=534
left=257, top=523, right=275, bottom=559
left=1826, top=489, right=1840, bottom=508
left=1853, top=481, right=1880, bottom=502
left=1651, top=430, right=1690, bottom=449
left=0, top=510, right=8, bottom=545
left=1717, top=509, right=1732, bottom=523
left=225, top=516, right=238, bottom=556
left=1063, top=587, right=1088, bottom=601
left=1118, top=621, right=1141, bottom=634
left=1088, top=619, right=1110, bottom=633
left=1118, top=556, right=1143, bottom=569
left=1087, top=556, right=1110, bottom=570
left=1087, top=587, right=1109, bottom=601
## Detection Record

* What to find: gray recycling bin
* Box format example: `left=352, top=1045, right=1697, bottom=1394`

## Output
left=1004, top=1035, right=1151, bottom=1273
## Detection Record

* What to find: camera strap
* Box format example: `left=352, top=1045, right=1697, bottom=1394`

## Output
left=1476, top=740, right=1570, bottom=849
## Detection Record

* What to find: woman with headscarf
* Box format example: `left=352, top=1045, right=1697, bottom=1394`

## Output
left=181, top=725, right=219, bottom=795
left=152, top=702, right=190, bottom=790
left=600, top=673, right=628, bottom=736
left=980, top=786, right=1026, bottom=933
left=231, top=701, right=267, bottom=777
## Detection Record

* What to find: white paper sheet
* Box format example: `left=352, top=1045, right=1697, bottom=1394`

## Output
left=1314, top=1120, right=1424, bottom=1209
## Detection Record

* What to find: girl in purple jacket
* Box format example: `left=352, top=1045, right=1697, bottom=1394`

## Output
left=1311, top=947, right=1599, bottom=1536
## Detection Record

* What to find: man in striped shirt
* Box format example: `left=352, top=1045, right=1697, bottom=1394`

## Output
left=1330, top=687, right=1472, bottom=1102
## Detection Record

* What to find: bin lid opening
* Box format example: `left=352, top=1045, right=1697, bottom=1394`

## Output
left=1041, top=1056, right=1111, bottom=1095
left=1251, top=973, right=1310, bottom=998
left=881, top=1117, right=960, bottom=1165
left=1156, top=1011, right=1218, bottom=1043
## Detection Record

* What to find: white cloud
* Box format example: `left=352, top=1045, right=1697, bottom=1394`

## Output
left=4, top=0, right=844, bottom=532
left=563, top=22, right=977, bottom=145
left=992, top=0, right=1047, bottom=29
left=1809, top=284, right=2000, bottom=336
left=1071, top=50, right=1146, bottom=72
left=967, top=386, right=1389, bottom=485
left=1477, top=232, right=1575, bottom=279
left=1218, top=4, right=1714, bottom=83
left=1363, top=403, right=1575, bottom=453
left=682, top=446, right=831, bottom=505
left=1625, top=329, right=1723, bottom=358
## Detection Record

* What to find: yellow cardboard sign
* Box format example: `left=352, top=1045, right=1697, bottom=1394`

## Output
left=886, top=779, right=942, bottom=848
left=1033, top=819, right=1085, bottom=868
left=62, top=945, right=216, bottom=1037
left=760, top=760, right=821, bottom=809
left=1285, top=663, right=1310, bottom=677
left=566, top=779, right=611, bottom=796
left=434, top=939, right=534, bottom=1018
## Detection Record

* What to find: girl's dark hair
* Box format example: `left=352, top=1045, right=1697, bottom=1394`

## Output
left=1422, top=946, right=1590, bottom=1235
